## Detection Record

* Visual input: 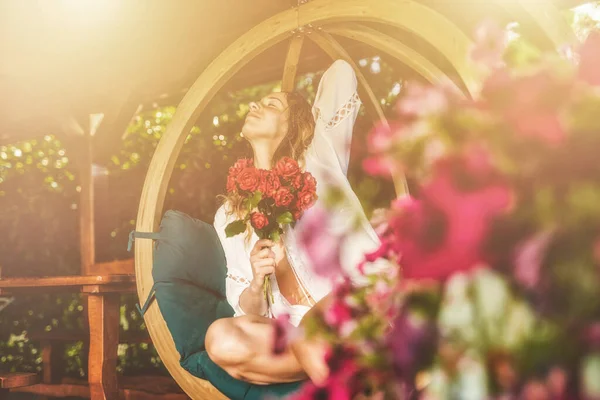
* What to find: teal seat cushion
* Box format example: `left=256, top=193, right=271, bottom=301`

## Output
left=132, top=209, right=303, bottom=399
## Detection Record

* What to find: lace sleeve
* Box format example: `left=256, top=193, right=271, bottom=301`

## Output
left=312, top=60, right=362, bottom=176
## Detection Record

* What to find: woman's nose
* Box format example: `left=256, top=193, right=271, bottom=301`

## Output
left=249, top=101, right=259, bottom=112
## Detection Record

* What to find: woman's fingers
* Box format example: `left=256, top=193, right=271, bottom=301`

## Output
left=257, top=266, right=275, bottom=277
left=253, top=259, right=276, bottom=269
left=251, top=239, right=274, bottom=255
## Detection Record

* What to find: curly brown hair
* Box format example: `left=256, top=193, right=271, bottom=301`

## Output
left=219, top=92, right=316, bottom=242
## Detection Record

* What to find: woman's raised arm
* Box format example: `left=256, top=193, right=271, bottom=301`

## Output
left=311, top=59, right=362, bottom=176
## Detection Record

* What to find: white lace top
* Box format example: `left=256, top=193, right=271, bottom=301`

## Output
left=213, top=60, right=390, bottom=327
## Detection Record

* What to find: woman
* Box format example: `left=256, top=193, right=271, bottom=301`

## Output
left=206, top=60, right=389, bottom=386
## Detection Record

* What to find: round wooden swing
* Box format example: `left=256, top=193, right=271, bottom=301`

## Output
left=132, top=0, right=576, bottom=397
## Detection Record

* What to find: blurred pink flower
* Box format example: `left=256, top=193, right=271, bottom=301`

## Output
left=271, top=314, right=303, bottom=356
left=366, top=154, right=512, bottom=281
left=364, top=279, right=394, bottom=314
left=583, top=322, right=600, bottom=349
left=578, top=30, right=600, bottom=86
left=296, top=206, right=343, bottom=280
left=367, top=121, right=402, bottom=153
left=470, top=19, right=507, bottom=68
left=324, top=298, right=353, bottom=328
left=521, top=380, right=550, bottom=400
left=289, top=349, right=360, bottom=399
left=362, top=155, right=399, bottom=178
left=396, top=83, right=449, bottom=117
left=483, top=69, right=569, bottom=146
left=514, top=229, right=554, bottom=289
left=546, top=367, right=568, bottom=400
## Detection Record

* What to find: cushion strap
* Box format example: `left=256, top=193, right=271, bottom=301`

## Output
left=127, top=230, right=161, bottom=252
left=136, top=282, right=158, bottom=317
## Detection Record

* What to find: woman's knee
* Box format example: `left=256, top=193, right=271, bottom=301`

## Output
left=205, top=317, right=252, bottom=368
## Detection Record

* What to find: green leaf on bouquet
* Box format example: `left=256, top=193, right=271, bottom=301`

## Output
left=225, top=220, right=247, bottom=237
left=276, top=211, right=294, bottom=225
left=248, top=191, right=263, bottom=210
left=270, top=229, right=281, bottom=243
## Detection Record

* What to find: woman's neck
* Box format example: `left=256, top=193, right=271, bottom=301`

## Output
left=251, top=142, right=277, bottom=170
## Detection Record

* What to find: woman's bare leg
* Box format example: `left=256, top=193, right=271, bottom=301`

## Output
left=205, top=314, right=308, bottom=385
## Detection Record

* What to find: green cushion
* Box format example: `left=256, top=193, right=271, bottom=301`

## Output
left=133, top=209, right=303, bottom=399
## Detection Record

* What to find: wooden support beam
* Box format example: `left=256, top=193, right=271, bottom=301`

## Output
left=297, top=0, right=477, bottom=94
left=491, top=0, right=577, bottom=49
left=79, top=125, right=95, bottom=276
left=306, top=29, right=386, bottom=123
left=325, top=23, right=453, bottom=88
left=282, top=35, right=305, bottom=92
left=87, top=293, right=120, bottom=400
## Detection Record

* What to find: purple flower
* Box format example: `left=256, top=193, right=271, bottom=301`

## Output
left=387, top=310, right=434, bottom=380
left=513, top=229, right=554, bottom=289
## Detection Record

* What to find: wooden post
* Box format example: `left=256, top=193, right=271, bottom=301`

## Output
left=87, top=293, right=120, bottom=400
left=79, top=125, right=95, bottom=276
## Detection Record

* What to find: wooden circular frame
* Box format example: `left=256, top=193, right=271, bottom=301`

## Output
left=134, top=0, right=575, bottom=397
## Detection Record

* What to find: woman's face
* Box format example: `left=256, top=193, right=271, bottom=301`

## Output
left=241, top=92, right=289, bottom=142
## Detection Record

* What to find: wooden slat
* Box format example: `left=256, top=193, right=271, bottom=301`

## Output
left=282, top=35, right=305, bottom=92
left=29, top=329, right=151, bottom=344
left=325, top=23, right=449, bottom=87
left=90, top=258, right=135, bottom=276
left=13, top=380, right=188, bottom=400
left=491, top=0, right=576, bottom=49
left=0, top=373, right=40, bottom=389
left=0, top=275, right=135, bottom=290
left=79, top=126, right=95, bottom=276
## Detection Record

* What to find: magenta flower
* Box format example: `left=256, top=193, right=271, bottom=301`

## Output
left=366, top=153, right=512, bottom=281
left=288, top=348, right=360, bottom=400
left=578, top=30, right=600, bottom=87
left=296, top=206, right=343, bottom=281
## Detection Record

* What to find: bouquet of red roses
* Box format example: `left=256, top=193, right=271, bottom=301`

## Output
left=224, top=156, right=318, bottom=301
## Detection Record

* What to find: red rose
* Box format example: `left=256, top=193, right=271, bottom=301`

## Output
left=237, top=167, right=260, bottom=191
left=250, top=212, right=269, bottom=230
left=275, top=157, right=301, bottom=180
left=260, top=170, right=281, bottom=197
left=226, top=174, right=237, bottom=193
left=303, top=173, right=317, bottom=192
left=293, top=209, right=302, bottom=221
left=230, top=158, right=253, bottom=177
left=274, top=187, right=294, bottom=207
left=292, top=174, right=303, bottom=190
left=297, top=189, right=317, bottom=211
